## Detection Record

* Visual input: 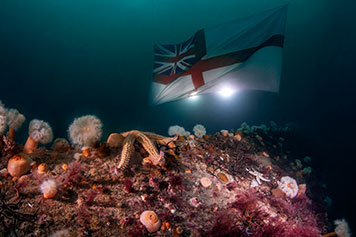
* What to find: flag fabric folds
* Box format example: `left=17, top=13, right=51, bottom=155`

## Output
left=151, top=5, right=288, bottom=104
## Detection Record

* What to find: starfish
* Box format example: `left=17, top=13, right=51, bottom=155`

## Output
left=246, top=168, right=270, bottom=185
left=116, top=130, right=174, bottom=171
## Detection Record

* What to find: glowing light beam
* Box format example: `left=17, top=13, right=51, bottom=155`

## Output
left=219, top=87, right=235, bottom=98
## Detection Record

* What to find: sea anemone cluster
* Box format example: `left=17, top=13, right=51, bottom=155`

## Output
left=168, top=124, right=207, bottom=138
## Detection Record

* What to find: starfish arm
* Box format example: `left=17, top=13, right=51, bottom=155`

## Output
left=117, top=130, right=167, bottom=170
left=120, top=131, right=129, bottom=137
left=260, top=176, right=270, bottom=182
left=117, top=133, right=136, bottom=170
left=133, top=131, right=162, bottom=164
left=143, top=132, right=166, bottom=140
left=142, top=132, right=176, bottom=145
left=256, top=176, right=262, bottom=185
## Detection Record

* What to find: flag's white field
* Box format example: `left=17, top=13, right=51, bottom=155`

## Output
left=152, top=5, right=288, bottom=104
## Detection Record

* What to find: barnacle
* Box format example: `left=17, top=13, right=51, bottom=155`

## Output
left=107, top=133, right=124, bottom=148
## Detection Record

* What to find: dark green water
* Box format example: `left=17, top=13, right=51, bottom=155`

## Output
left=1, top=0, right=355, bottom=231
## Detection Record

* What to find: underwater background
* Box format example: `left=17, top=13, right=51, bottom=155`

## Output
left=0, top=0, right=355, bottom=231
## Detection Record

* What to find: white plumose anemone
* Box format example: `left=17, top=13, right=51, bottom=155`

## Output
left=24, top=119, right=53, bottom=153
left=68, top=115, right=103, bottom=147
left=334, top=219, right=351, bottom=237
left=168, top=125, right=186, bottom=136
left=0, top=101, right=7, bottom=135
left=40, top=179, right=58, bottom=199
left=29, top=119, right=53, bottom=143
left=6, top=108, right=26, bottom=139
left=278, top=176, right=299, bottom=199
left=7, top=109, right=25, bottom=131
left=193, top=124, right=206, bottom=138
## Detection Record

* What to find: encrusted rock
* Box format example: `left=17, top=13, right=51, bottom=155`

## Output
left=107, top=133, right=124, bottom=148
left=297, top=184, right=307, bottom=196
left=52, top=138, right=70, bottom=153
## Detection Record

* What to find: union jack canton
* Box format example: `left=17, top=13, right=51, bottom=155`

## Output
left=153, top=30, right=206, bottom=89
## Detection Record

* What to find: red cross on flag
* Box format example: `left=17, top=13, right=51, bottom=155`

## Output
left=151, top=5, right=288, bottom=104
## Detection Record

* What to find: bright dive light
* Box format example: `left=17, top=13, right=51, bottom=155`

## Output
left=219, top=87, right=234, bottom=97
left=188, top=90, right=198, bottom=100
left=189, top=91, right=198, bottom=97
